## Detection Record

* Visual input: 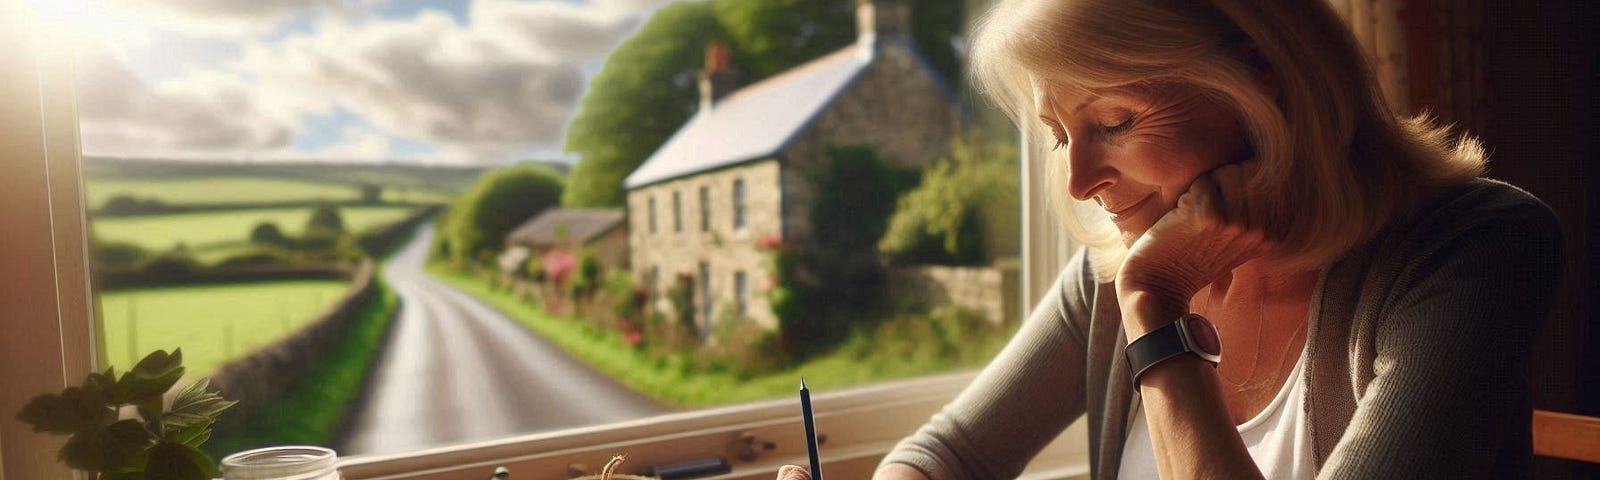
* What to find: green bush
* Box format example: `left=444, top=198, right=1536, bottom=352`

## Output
left=304, top=203, right=346, bottom=239
left=436, top=164, right=563, bottom=264
left=214, top=246, right=295, bottom=268
left=782, top=145, right=916, bottom=350
left=880, top=132, right=1020, bottom=266
left=92, top=240, right=152, bottom=273
left=249, top=221, right=291, bottom=247
left=144, top=253, right=200, bottom=277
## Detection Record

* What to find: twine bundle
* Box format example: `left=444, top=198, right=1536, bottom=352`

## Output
left=572, top=455, right=658, bottom=480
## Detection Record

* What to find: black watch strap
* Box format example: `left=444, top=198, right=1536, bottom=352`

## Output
left=1125, top=313, right=1221, bottom=387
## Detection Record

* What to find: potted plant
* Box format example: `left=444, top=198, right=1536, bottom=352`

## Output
left=15, top=348, right=237, bottom=480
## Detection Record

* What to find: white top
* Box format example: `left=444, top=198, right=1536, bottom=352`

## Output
left=1117, top=346, right=1317, bottom=479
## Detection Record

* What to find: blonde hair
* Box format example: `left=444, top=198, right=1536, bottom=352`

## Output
left=969, top=0, right=1485, bottom=280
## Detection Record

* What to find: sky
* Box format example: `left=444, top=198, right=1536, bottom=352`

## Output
left=38, top=0, right=677, bottom=165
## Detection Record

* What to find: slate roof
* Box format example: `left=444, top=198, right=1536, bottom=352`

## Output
left=622, top=46, right=874, bottom=189
left=506, top=208, right=625, bottom=247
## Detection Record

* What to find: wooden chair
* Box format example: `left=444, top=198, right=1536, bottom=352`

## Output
left=1532, top=409, right=1600, bottom=463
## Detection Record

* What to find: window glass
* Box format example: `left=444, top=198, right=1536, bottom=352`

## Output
left=733, top=178, right=747, bottom=230
left=63, top=0, right=1020, bottom=461
left=673, top=190, right=683, bottom=233
left=699, top=185, right=711, bottom=232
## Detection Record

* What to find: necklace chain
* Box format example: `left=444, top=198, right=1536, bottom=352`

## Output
left=1201, top=283, right=1307, bottom=391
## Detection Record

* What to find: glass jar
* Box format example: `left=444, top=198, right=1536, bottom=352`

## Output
left=220, top=446, right=340, bottom=480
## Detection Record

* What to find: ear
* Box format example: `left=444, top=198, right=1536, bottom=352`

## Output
left=1234, top=41, right=1280, bottom=101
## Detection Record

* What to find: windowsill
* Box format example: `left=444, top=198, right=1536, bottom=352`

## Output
left=338, top=371, right=1090, bottom=480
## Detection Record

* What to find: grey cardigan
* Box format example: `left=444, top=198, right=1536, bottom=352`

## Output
left=880, top=179, right=1564, bottom=479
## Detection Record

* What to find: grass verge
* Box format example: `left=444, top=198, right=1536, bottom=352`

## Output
left=204, top=273, right=399, bottom=457
left=427, top=264, right=1016, bottom=407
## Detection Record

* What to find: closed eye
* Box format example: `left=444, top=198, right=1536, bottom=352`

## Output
left=1102, top=116, right=1135, bottom=135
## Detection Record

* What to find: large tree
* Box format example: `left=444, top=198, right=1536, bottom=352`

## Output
left=561, top=2, right=726, bottom=207
left=561, top=0, right=964, bottom=207
left=438, top=164, right=564, bottom=264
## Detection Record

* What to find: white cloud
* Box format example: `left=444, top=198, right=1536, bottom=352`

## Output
left=76, top=45, right=295, bottom=157
left=77, top=0, right=679, bottom=164
left=101, top=0, right=336, bottom=37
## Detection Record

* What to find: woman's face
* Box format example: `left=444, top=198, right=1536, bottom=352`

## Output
left=1035, top=82, right=1251, bottom=244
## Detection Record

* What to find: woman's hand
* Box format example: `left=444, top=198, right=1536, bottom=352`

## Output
left=776, top=465, right=811, bottom=480
left=1117, top=163, right=1275, bottom=337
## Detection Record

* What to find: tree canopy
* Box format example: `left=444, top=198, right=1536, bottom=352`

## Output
left=879, top=132, right=1019, bottom=266
left=561, top=0, right=964, bottom=207
left=438, top=164, right=565, bottom=264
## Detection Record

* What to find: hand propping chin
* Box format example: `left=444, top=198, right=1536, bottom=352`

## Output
left=1117, top=163, right=1275, bottom=301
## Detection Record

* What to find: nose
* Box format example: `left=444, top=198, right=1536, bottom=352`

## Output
left=1063, top=140, right=1116, bottom=201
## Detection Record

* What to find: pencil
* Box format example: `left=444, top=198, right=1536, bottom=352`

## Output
left=801, top=377, right=823, bottom=480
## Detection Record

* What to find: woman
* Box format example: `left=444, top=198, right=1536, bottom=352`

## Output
left=780, top=0, right=1562, bottom=478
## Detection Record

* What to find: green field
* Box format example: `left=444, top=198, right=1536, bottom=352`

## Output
left=92, top=205, right=419, bottom=262
left=98, top=280, right=351, bottom=379
left=86, top=175, right=455, bottom=208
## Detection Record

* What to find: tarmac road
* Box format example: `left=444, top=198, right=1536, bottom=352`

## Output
left=340, top=227, right=669, bottom=456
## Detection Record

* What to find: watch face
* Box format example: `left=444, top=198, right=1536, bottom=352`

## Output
left=1183, top=315, right=1223, bottom=357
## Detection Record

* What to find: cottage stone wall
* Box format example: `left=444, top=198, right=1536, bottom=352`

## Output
left=887, top=261, right=1021, bottom=326
left=627, top=160, right=782, bottom=330
left=780, top=43, right=962, bottom=240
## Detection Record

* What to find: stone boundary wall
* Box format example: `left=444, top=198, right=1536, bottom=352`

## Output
left=888, top=262, right=1020, bottom=326
left=208, top=258, right=377, bottom=434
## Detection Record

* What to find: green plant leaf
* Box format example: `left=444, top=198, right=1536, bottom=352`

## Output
left=144, top=441, right=218, bottom=480
left=135, top=396, right=164, bottom=438
left=102, top=471, right=146, bottom=480
left=86, top=367, right=118, bottom=400
left=163, top=378, right=236, bottom=433
left=119, top=349, right=185, bottom=403
left=164, top=421, right=212, bottom=448
left=16, top=386, right=109, bottom=434
left=58, top=420, right=153, bottom=472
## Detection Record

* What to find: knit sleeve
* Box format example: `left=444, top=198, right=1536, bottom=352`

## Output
left=1317, top=192, right=1563, bottom=479
left=877, top=248, right=1095, bottom=480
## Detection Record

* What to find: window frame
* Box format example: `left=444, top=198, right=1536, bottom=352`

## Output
left=0, top=9, right=1087, bottom=479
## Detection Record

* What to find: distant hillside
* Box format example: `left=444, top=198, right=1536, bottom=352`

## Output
left=82, top=156, right=498, bottom=192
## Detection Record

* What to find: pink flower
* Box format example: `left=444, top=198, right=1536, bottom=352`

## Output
left=624, top=330, right=643, bottom=347
left=757, top=234, right=785, bottom=251
left=543, top=250, right=577, bottom=282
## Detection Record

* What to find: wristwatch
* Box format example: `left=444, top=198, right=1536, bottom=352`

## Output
left=1125, top=313, right=1223, bottom=387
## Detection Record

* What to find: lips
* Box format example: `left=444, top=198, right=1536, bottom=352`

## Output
left=1104, top=194, right=1154, bottom=222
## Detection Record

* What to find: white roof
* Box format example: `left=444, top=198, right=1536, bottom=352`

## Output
left=623, top=46, right=873, bottom=189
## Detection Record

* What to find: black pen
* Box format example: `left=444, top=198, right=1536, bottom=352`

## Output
left=800, top=377, right=823, bottom=480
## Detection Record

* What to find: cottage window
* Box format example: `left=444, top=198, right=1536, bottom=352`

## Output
left=733, top=179, right=747, bottom=230
left=735, top=270, right=748, bottom=315
left=699, top=185, right=710, bottom=232
left=698, top=261, right=712, bottom=339
left=648, top=196, right=658, bottom=234
left=672, top=190, right=683, bottom=233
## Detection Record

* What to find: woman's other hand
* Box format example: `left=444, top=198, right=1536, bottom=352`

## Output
left=1117, top=163, right=1275, bottom=336
left=776, top=465, right=811, bottom=480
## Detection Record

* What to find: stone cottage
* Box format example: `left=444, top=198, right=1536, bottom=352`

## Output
left=622, top=0, right=961, bottom=332
left=499, top=208, right=627, bottom=276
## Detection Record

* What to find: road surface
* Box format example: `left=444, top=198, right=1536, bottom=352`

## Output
left=340, top=227, right=669, bottom=455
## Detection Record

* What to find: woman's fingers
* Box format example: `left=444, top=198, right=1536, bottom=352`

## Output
left=1209, top=163, right=1251, bottom=231
left=777, top=465, right=812, bottom=480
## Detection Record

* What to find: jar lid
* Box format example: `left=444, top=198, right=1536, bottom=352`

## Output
left=221, top=446, right=338, bottom=480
